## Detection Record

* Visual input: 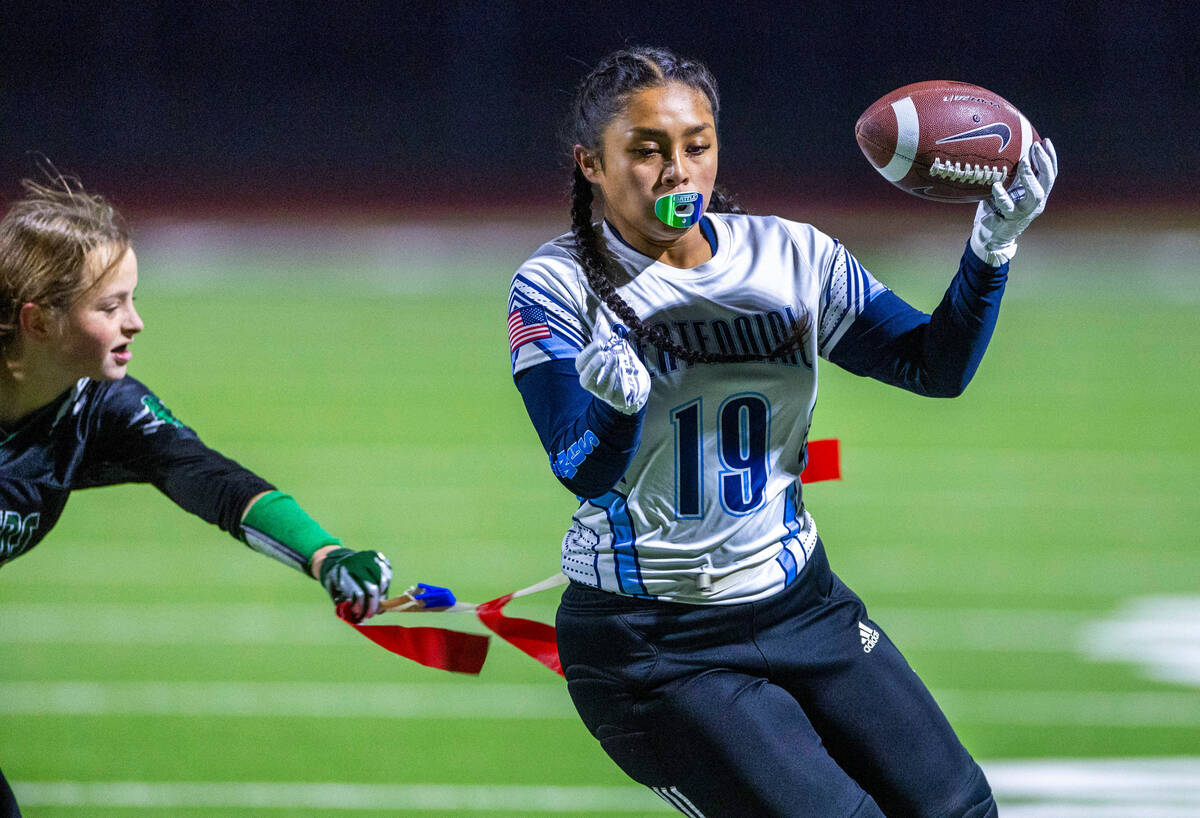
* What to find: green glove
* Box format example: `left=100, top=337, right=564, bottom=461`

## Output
left=319, top=548, right=392, bottom=623
left=241, top=491, right=393, bottom=622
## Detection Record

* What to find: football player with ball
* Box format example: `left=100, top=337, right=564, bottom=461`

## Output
left=507, top=47, right=1055, bottom=817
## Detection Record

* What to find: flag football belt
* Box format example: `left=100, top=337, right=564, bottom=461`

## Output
left=340, top=438, right=841, bottom=675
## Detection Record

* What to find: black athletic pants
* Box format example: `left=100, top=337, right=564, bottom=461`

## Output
left=556, top=539, right=997, bottom=818
left=0, top=767, right=20, bottom=818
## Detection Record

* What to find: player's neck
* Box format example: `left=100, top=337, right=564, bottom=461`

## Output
left=0, top=345, right=78, bottom=425
left=606, top=218, right=713, bottom=269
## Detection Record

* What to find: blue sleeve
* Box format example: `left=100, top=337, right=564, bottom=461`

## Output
left=515, top=359, right=645, bottom=499
left=828, top=242, right=1008, bottom=398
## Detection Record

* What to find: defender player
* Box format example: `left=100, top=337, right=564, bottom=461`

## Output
left=508, top=48, right=1056, bottom=817
left=0, top=176, right=394, bottom=817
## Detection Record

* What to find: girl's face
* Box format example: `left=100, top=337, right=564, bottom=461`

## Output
left=53, top=244, right=144, bottom=382
left=579, top=82, right=718, bottom=250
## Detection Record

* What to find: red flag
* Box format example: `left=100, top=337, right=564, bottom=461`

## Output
left=800, top=438, right=840, bottom=483
left=476, top=593, right=563, bottom=676
left=340, top=604, right=490, bottom=674
left=348, top=438, right=841, bottom=675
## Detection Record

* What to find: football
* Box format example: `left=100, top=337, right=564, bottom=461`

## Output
left=854, top=80, right=1039, bottom=203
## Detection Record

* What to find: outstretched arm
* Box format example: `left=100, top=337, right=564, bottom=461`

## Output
left=830, top=140, right=1057, bottom=397
left=240, top=491, right=391, bottom=623
left=85, top=378, right=392, bottom=622
left=828, top=245, right=1008, bottom=397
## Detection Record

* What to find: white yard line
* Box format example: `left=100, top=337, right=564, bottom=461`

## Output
left=1000, top=809, right=1200, bottom=818
left=10, top=781, right=668, bottom=812
left=987, top=757, right=1200, bottom=796
left=0, top=602, right=1087, bottom=652
left=1083, top=596, right=1200, bottom=687
left=0, top=681, right=576, bottom=718
left=990, top=758, right=1200, bottom=817
left=12, top=759, right=1200, bottom=813
left=0, top=602, right=380, bottom=645
left=3, top=681, right=1200, bottom=727
left=935, top=689, right=1200, bottom=727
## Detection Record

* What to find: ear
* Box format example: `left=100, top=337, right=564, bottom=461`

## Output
left=574, top=145, right=604, bottom=184
left=18, top=302, right=54, bottom=341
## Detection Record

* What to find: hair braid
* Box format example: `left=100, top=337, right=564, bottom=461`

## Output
left=707, top=185, right=746, bottom=215
left=571, top=168, right=702, bottom=366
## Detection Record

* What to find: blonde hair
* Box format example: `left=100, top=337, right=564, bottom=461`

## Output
left=0, top=174, right=130, bottom=351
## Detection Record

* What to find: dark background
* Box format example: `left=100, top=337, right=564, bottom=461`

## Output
left=2, top=1, right=1197, bottom=216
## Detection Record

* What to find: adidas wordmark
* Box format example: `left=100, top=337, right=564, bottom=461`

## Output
left=859, top=621, right=879, bottom=653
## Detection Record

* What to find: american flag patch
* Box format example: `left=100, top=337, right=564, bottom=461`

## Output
left=508, top=305, right=552, bottom=352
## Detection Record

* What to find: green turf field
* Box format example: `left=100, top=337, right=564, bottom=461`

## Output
left=2, top=218, right=1198, bottom=816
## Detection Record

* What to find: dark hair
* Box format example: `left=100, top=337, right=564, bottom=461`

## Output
left=0, top=172, right=130, bottom=352
left=568, top=46, right=809, bottom=365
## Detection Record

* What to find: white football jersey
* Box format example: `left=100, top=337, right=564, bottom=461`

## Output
left=509, top=213, right=885, bottom=604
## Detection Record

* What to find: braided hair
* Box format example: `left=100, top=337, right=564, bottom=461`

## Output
left=568, top=46, right=809, bottom=366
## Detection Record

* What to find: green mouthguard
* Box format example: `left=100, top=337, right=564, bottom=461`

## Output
left=654, top=191, right=704, bottom=228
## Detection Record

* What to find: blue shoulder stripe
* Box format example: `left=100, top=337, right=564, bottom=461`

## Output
left=511, top=275, right=578, bottom=320
left=509, top=277, right=587, bottom=347
left=510, top=291, right=586, bottom=348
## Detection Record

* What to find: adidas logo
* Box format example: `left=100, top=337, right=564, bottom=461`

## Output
left=859, top=621, right=879, bottom=653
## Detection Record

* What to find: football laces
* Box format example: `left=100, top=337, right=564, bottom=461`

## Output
left=930, top=157, right=1008, bottom=186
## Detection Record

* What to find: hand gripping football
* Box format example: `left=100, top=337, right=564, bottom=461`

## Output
left=855, top=81, right=1039, bottom=202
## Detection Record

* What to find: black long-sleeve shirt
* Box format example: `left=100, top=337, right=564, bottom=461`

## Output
left=0, top=376, right=273, bottom=567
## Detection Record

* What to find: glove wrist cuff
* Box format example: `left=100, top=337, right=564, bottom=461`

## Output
left=609, top=397, right=647, bottom=415
left=970, top=228, right=1017, bottom=267
left=315, top=547, right=355, bottom=583
left=241, top=491, right=342, bottom=575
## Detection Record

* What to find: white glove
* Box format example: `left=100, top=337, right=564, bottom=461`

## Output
left=575, top=328, right=651, bottom=414
left=970, top=138, right=1058, bottom=266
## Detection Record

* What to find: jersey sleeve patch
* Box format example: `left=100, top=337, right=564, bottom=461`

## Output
left=97, top=377, right=197, bottom=440
left=509, top=272, right=587, bottom=374
left=818, top=242, right=887, bottom=358
left=508, top=305, right=552, bottom=351
left=130, top=393, right=187, bottom=435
